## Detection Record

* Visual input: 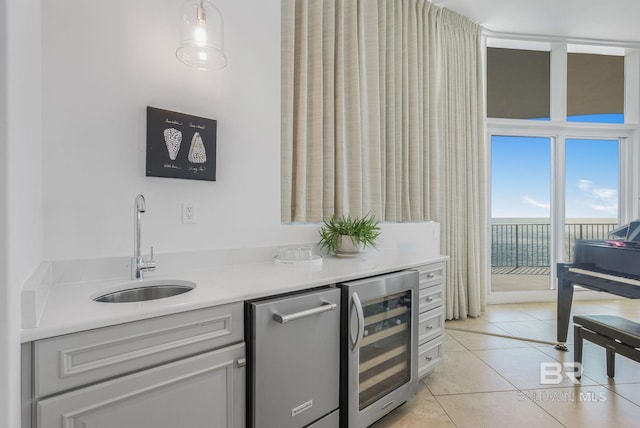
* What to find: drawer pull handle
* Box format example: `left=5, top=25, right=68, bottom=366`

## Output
left=237, top=358, right=247, bottom=368
left=426, top=325, right=434, bottom=330
left=426, top=356, right=433, bottom=361
left=426, top=297, right=434, bottom=302
left=427, top=273, right=435, bottom=279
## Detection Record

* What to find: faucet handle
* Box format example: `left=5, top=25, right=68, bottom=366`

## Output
left=143, top=246, right=157, bottom=273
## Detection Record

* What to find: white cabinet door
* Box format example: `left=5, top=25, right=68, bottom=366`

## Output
left=38, top=343, right=245, bottom=428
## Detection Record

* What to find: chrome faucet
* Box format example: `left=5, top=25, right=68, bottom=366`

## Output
left=132, top=194, right=156, bottom=280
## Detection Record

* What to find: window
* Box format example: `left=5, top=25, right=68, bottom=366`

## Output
left=491, top=136, right=552, bottom=292
left=487, top=47, right=550, bottom=120
left=567, top=53, right=624, bottom=123
left=486, top=40, right=636, bottom=299
left=564, top=139, right=619, bottom=262
left=491, top=136, right=551, bottom=219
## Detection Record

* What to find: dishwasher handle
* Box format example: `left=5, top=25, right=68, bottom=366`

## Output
left=272, top=301, right=337, bottom=324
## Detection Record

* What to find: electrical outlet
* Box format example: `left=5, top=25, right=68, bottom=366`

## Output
left=182, top=202, right=197, bottom=224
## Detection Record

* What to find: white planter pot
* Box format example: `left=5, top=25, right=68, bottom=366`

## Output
left=337, top=235, right=363, bottom=256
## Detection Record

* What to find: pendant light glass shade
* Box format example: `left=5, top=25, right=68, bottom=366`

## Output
left=176, top=0, right=227, bottom=71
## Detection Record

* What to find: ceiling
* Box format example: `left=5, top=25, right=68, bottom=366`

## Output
left=434, top=0, right=640, bottom=44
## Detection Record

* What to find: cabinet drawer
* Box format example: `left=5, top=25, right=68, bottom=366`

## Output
left=37, top=343, right=246, bottom=428
left=419, top=282, right=444, bottom=313
left=418, top=337, right=444, bottom=379
left=418, top=307, right=444, bottom=345
left=414, top=262, right=445, bottom=288
left=34, top=302, right=243, bottom=398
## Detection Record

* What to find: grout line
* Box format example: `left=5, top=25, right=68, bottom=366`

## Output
left=430, top=395, right=459, bottom=428
left=518, top=389, right=569, bottom=428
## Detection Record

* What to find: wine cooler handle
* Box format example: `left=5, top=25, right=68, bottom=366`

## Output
left=351, top=292, right=365, bottom=351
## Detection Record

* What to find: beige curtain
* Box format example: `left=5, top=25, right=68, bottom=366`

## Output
left=282, top=0, right=486, bottom=319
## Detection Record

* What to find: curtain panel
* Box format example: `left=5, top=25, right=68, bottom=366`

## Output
left=281, top=0, right=486, bottom=319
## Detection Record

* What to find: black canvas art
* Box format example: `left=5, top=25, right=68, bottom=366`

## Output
left=146, top=107, right=217, bottom=181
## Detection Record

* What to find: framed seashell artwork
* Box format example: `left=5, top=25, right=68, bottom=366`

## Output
left=146, top=106, right=217, bottom=181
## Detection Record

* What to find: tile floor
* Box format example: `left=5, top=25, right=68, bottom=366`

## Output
left=370, top=299, right=640, bottom=428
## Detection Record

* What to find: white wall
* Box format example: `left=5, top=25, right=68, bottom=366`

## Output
left=1, top=0, right=10, bottom=423
left=3, top=0, right=43, bottom=426
left=6, top=0, right=290, bottom=423
left=41, top=0, right=312, bottom=262
left=1, top=0, right=437, bottom=425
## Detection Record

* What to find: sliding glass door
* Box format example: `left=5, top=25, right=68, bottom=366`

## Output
left=564, top=138, right=620, bottom=262
left=491, top=135, right=552, bottom=292
left=491, top=135, right=621, bottom=293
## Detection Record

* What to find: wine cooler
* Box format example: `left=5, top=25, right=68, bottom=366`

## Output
left=339, top=270, right=419, bottom=428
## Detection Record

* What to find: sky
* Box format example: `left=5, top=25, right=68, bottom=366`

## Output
left=491, top=114, right=620, bottom=219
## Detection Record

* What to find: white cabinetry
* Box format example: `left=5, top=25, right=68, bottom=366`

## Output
left=23, top=303, right=245, bottom=428
left=414, top=261, right=446, bottom=378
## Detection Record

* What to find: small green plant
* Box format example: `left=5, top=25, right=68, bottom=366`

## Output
left=318, top=214, right=381, bottom=254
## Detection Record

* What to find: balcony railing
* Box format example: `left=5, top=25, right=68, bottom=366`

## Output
left=491, top=222, right=618, bottom=268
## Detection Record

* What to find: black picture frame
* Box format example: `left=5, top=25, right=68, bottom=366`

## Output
left=146, top=106, right=217, bottom=181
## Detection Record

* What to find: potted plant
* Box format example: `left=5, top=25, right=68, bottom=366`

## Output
left=318, top=213, right=381, bottom=256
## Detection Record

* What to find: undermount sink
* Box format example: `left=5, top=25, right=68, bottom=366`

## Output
left=93, top=280, right=196, bottom=303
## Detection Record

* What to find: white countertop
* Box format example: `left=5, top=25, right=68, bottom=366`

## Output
left=21, top=247, right=446, bottom=343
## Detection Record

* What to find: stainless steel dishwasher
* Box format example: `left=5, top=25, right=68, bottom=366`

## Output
left=246, top=287, right=341, bottom=428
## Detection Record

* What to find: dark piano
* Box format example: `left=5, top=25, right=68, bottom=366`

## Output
left=556, top=221, right=640, bottom=351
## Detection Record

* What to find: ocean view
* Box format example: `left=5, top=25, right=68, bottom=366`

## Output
left=491, top=218, right=618, bottom=267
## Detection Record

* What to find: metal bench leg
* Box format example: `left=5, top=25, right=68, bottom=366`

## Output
left=606, top=346, right=616, bottom=378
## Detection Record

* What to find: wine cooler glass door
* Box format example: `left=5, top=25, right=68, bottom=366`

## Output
left=341, top=269, right=419, bottom=428
left=357, top=289, right=412, bottom=409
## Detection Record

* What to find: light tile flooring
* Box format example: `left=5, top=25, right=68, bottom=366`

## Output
left=371, top=299, right=640, bottom=428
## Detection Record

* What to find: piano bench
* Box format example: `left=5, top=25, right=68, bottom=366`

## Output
left=573, top=315, right=640, bottom=378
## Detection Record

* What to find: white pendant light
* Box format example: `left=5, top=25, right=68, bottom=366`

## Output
left=176, top=0, right=227, bottom=71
